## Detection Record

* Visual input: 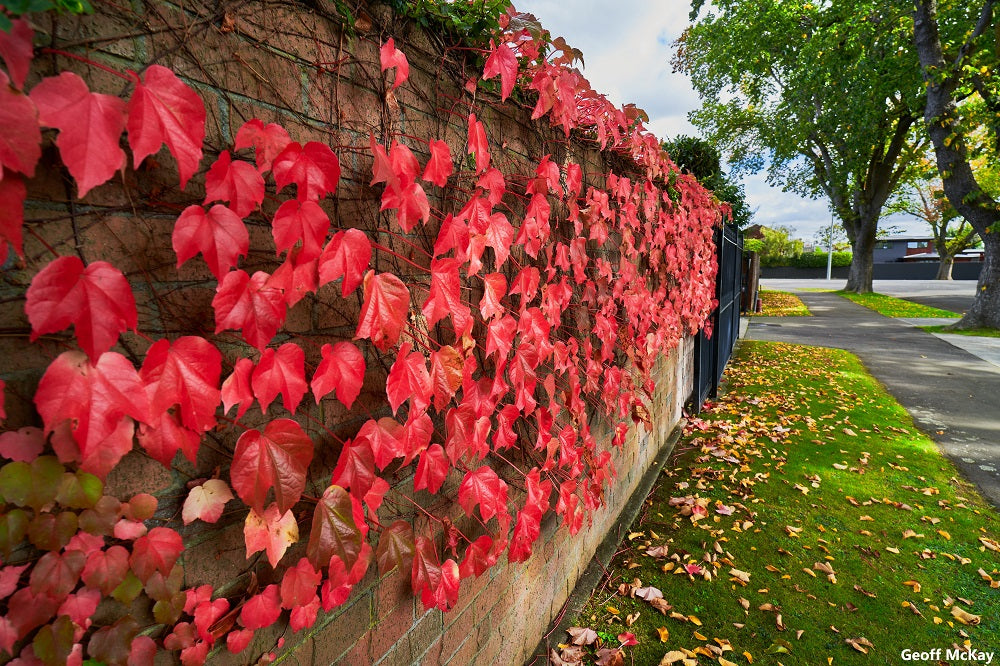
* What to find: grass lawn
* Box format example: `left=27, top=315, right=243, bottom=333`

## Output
left=557, top=341, right=999, bottom=665
left=758, top=290, right=811, bottom=317
left=920, top=325, right=1000, bottom=339
left=837, top=291, right=960, bottom=318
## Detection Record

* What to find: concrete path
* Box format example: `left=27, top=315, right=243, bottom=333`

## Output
left=745, top=288, right=1000, bottom=509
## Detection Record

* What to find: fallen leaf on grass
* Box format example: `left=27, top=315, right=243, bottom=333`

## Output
left=980, top=536, right=999, bottom=552
left=649, top=598, right=673, bottom=614
left=950, top=606, right=981, bottom=626
left=625, top=612, right=640, bottom=627
left=656, top=627, right=669, bottom=642
left=729, top=568, right=751, bottom=585
left=853, top=584, right=877, bottom=598
left=765, top=639, right=792, bottom=654
left=658, top=651, right=689, bottom=664
left=903, top=580, right=921, bottom=593
left=566, top=627, right=598, bottom=646
left=719, top=658, right=739, bottom=666
left=636, top=586, right=663, bottom=601
left=977, top=568, right=1000, bottom=588
left=647, top=545, right=670, bottom=558
left=595, top=647, right=624, bottom=666
left=846, top=637, right=874, bottom=654
left=902, top=601, right=923, bottom=617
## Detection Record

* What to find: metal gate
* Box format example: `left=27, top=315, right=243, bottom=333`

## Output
left=693, top=223, right=743, bottom=410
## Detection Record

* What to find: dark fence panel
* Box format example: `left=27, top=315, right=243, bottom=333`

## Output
left=693, top=224, right=743, bottom=410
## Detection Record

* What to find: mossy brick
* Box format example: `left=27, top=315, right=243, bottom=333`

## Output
left=308, top=592, right=373, bottom=663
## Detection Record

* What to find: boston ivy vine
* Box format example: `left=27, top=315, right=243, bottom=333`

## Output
left=0, top=4, right=723, bottom=663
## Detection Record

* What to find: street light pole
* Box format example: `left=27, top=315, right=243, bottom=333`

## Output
left=825, top=210, right=834, bottom=281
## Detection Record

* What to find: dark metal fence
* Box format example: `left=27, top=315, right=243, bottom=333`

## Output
left=693, top=223, right=743, bottom=410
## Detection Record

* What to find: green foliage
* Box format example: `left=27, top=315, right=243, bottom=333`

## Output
left=664, top=134, right=754, bottom=228
left=389, top=0, right=511, bottom=47
left=756, top=225, right=802, bottom=265
left=0, top=0, right=92, bottom=31
left=743, top=238, right=763, bottom=254
left=790, top=250, right=853, bottom=268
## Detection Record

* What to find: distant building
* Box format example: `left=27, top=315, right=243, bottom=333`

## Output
left=873, top=236, right=935, bottom=262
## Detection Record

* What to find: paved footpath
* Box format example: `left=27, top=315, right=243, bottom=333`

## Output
left=745, top=288, right=1000, bottom=509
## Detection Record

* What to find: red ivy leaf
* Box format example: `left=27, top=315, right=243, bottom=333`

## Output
left=231, top=418, right=313, bottom=514
left=239, top=584, right=281, bottom=630
left=458, top=466, right=509, bottom=524
left=508, top=509, right=540, bottom=563
left=445, top=405, right=490, bottom=463
left=136, top=409, right=200, bottom=468
left=244, top=503, right=298, bottom=568
left=428, top=345, right=463, bottom=411
left=272, top=199, right=329, bottom=261
left=0, top=175, right=27, bottom=259
left=311, top=342, right=366, bottom=409
left=381, top=179, right=430, bottom=232
left=379, top=37, right=409, bottom=90
left=220, top=357, right=254, bottom=419
left=29, top=549, right=85, bottom=600
left=422, top=257, right=473, bottom=338
left=376, top=520, right=414, bottom=576
left=272, top=141, right=341, bottom=201
left=172, top=204, right=249, bottom=281
left=251, top=343, right=307, bottom=415
left=30, top=72, right=127, bottom=197
left=0, top=19, right=34, bottom=90
left=385, top=342, right=431, bottom=415
left=234, top=118, right=291, bottom=173
left=306, top=485, right=366, bottom=571
left=130, top=527, right=183, bottom=582
left=411, top=536, right=459, bottom=611
left=356, top=417, right=407, bottom=470
left=355, top=270, right=410, bottom=352
left=0, top=427, right=45, bottom=462
left=483, top=41, right=518, bottom=101
left=280, top=557, right=320, bottom=609
left=140, top=336, right=222, bottom=434
left=422, top=140, right=452, bottom=187
left=0, top=71, right=40, bottom=178
left=413, top=443, right=449, bottom=494
left=467, top=112, right=490, bottom=174
left=212, top=270, right=287, bottom=351
left=25, top=256, right=137, bottom=360
left=203, top=150, right=265, bottom=218
left=459, top=535, right=494, bottom=578
left=329, top=438, right=376, bottom=499
left=35, top=351, right=150, bottom=475
left=126, top=64, right=206, bottom=189
left=480, top=272, right=507, bottom=320
left=81, top=546, right=129, bottom=595
left=318, top=228, right=371, bottom=298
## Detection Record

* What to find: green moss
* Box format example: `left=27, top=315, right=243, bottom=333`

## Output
left=837, top=291, right=960, bottom=318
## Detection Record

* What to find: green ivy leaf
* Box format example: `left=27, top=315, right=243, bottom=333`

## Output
left=111, top=570, right=143, bottom=605
left=0, top=509, right=29, bottom=559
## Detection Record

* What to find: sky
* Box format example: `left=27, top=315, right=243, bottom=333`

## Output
left=513, top=0, right=925, bottom=241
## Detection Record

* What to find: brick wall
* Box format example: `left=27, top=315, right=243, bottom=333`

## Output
left=1, top=1, right=698, bottom=663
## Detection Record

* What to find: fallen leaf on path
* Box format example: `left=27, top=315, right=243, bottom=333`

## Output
left=566, top=627, right=598, bottom=646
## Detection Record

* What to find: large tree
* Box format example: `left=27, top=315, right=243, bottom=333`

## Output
left=663, top=134, right=755, bottom=228
left=912, top=0, right=1000, bottom=327
left=888, top=173, right=979, bottom=279
left=676, top=0, right=926, bottom=292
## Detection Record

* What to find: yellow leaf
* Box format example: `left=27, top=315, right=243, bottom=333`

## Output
left=803, top=568, right=817, bottom=578
left=765, top=565, right=782, bottom=573
left=933, top=616, right=943, bottom=624
left=693, top=631, right=707, bottom=641
left=719, top=658, right=739, bottom=666
left=628, top=531, right=645, bottom=540
left=657, top=626, right=670, bottom=642
left=606, top=606, right=620, bottom=615
left=937, top=530, right=951, bottom=540
left=886, top=546, right=900, bottom=554
left=689, top=615, right=702, bottom=626
left=744, top=651, right=754, bottom=663
left=903, top=580, right=922, bottom=593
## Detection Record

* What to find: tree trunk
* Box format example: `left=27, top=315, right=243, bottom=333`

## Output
left=913, top=0, right=1000, bottom=328
left=954, top=233, right=1000, bottom=328
left=844, top=215, right=877, bottom=293
left=935, top=255, right=954, bottom=280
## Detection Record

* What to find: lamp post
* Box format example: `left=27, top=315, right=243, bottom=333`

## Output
left=825, top=210, right=834, bottom=281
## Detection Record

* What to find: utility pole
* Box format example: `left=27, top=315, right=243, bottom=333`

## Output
left=825, top=210, right=834, bottom=281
